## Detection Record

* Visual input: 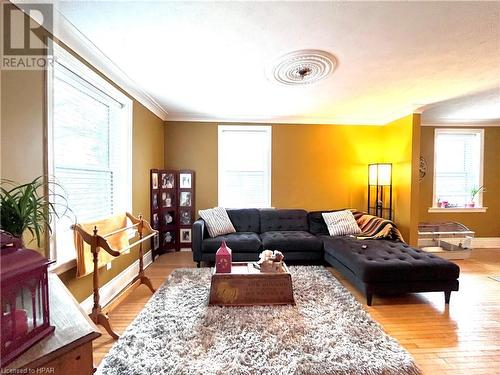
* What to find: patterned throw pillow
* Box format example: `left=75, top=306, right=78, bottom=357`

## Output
left=198, top=207, right=236, bottom=238
left=322, top=210, right=361, bottom=236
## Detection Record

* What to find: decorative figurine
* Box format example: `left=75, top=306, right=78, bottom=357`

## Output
left=256, top=250, right=284, bottom=273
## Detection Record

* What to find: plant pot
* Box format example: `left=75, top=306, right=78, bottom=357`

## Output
left=466, top=202, right=475, bottom=208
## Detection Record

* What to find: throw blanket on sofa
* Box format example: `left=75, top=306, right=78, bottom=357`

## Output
left=352, top=210, right=405, bottom=243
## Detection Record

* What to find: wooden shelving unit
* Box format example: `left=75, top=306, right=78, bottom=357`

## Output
left=150, top=169, right=195, bottom=258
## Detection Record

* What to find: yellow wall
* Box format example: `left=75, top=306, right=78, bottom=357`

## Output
left=271, top=124, right=382, bottom=211
left=165, top=122, right=386, bottom=214
left=164, top=118, right=421, bottom=243
left=1, top=44, right=164, bottom=302
left=382, top=114, right=421, bottom=245
left=164, top=122, right=218, bottom=215
left=419, top=126, right=500, bottom=237
left=1, top=70, right=46, bottom=182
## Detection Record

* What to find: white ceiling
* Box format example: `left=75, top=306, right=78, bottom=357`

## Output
left=51, top=1, right=500, bottom=125
left=421, top=87, right=500, bottom=124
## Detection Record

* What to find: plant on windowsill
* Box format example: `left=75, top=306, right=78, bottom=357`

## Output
left=466, top=185, right=485, bottom=208
left=436, top=198, right=449, bottom=208
left=0, top=176, right=72, bottom=249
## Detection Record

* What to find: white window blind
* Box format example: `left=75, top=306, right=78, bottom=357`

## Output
left=434, top=129, right=483, bottom=207
left=49, top=45, right=132, bottom=265
left=218, top=126, right=271, bottom=208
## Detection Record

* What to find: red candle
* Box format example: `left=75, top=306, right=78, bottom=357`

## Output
left=1, top=310, right=29, bottom=342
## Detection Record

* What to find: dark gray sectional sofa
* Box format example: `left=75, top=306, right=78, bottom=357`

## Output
left=192, top=208, right=460, bottom=305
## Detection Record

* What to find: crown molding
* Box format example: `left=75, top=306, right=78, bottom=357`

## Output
left=12, top=1, right=169, bottom=121
left=164, top=112, right=388, bottom=126
left=164, top=111, right=424, bottom=126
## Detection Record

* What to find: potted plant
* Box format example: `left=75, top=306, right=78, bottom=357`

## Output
left=437, top=198, right=448, bottom=208
left=0, top=176, right=70, bottom=248
left=467, top=185, right=485, bottom=208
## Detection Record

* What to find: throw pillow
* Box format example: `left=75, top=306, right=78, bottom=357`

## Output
left=198, top=207, right=236, bottom=238
left=322, top=210, right=361, bottom=236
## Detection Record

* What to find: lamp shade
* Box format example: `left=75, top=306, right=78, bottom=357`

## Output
left=369, top=163, right=392, bottom=186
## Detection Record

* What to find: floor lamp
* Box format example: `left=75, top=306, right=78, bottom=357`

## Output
left=367, top=163, right=392, bottom=220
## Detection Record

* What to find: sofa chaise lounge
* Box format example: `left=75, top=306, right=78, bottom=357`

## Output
left=308, top=211, right=460, bottom=305
left=192, top=208, right=460, bottom=305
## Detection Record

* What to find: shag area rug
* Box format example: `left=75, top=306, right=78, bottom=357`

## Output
left=97, top=266, right=421, bottom=375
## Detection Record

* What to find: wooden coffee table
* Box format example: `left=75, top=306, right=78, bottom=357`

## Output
left=208, top=262, right=295, bottom=306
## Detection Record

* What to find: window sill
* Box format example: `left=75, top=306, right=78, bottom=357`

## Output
left=50, top=258, right=76, bottom=275
left=428, top=207, right=488, bottom=213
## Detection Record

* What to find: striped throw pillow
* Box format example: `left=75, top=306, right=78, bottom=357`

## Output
left=198, top=207, right=236, bottom=238
left=322, top=210, right=361, bottom=236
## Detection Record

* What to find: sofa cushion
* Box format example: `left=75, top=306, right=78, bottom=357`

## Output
left=198, top=207, right=236, bottom=237
left=260, top=209, right=308, bottom=232
left=202, top=232, right=262, bottom=253
left=322, top=210, right=361, bottom=236
left=227, top=209, right=260, bottom=233
left=308, top=209, right=347, bottom=236
left=321, top=236, right=460, bottom=283
left=260, top=231, right=323, bottom=252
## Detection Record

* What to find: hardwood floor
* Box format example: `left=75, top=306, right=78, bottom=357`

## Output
left=92, top=249, right=500, bottom=374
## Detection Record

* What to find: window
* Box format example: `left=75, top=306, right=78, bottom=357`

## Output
left=433, top=129, right=484, bottom=208
left=48, top=45, right=132, bottom=265
left=218, top=125, right=271, bottom=208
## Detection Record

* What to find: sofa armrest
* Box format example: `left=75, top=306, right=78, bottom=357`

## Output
left=192, top=219, right=206, bottom=262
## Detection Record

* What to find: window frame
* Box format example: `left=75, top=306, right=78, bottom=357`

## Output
left=431, top=128, right=485, bottom=212
left=217, top=125, right=272, bottom=208
left=47, top=44, right=133, bottom=269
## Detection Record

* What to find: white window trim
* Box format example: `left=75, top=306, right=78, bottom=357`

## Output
left=431, top=128, right=484, bottom=211
left=218, top=125, right=272, bottom=208
left=47, top=44, right=133, bottom=268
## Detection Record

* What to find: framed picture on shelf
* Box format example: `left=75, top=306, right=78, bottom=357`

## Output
left=152, top=193, right=158, bottom=210
left=152, top=213, right=159, bottom=229
left=180, top=228, right=192, bottom=243
left=162, top=192, right=173, bottom=208
left=164, top=211, right=174, bottom=226
left=180, top=191, right=191, bottom=207
left=162, top=172, right=175, bottom=189
left=179, top=173, right=192, bottom=189
left=152, top=172, right=158, bottom=189
left=163, top=231, right=175, bottom=246
left=179, top=209, right=192, bottom=225
left=153, top=233, right=159, bottom=250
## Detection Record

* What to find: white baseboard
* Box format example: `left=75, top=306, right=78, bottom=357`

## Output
left=80, top=250, right=153, bottom=314
left=472, top=237, right=500, bottom=248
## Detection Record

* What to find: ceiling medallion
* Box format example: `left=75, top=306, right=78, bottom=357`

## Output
left=270, top=49, right=337, bottom=86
